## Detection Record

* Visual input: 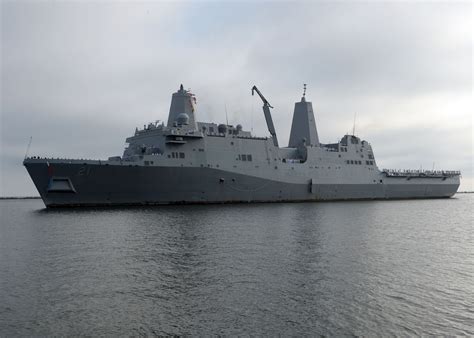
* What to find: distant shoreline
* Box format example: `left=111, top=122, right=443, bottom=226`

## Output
left=1, top=192, right=473, bottom=200
left=0, top=196, right=41, bottom=200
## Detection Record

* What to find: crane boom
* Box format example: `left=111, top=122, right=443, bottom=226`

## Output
left=251, top=85, right=279, bottom=147
left=251, top=86, right=273, bottom=108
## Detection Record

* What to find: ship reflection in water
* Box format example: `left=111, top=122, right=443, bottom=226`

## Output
left=1, top=196, right=472, bottom=335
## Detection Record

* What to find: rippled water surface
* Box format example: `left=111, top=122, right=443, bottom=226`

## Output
left=1, top=195, right=473, bottom=335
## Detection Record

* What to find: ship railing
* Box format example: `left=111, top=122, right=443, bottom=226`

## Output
left=382, top=169, right=461, bottom=177
left=206, top=133, right=268, bottom=140
left=236, top=135, right=268, bottom=140
left=25, top=156, right=109, bottom=164
left=26, top=156, right=100, bottom=161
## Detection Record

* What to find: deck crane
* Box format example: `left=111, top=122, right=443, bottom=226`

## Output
left=251, top=85, right=279, bottom=147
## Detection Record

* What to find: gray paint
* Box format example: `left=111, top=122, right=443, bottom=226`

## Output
left=166, top=84, right=198, bottom=130
left=289, top=96, right=320, bottom=147
left=23, top=85, right=461, bottom=207
left=23, top=161, right=459, bottom=207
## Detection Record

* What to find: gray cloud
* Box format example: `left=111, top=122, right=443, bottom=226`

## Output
left=1, top=1, right=472, bottom=196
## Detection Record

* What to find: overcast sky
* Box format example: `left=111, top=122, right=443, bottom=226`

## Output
left=1, top=1, right=472, bottom=196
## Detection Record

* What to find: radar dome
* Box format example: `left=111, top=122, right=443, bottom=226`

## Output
left=236, top=124, right=243, bottom=131
left=176, top=113, right=189, bottom=125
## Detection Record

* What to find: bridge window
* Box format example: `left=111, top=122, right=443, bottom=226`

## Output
left=179, top=152, right=185, bottom=158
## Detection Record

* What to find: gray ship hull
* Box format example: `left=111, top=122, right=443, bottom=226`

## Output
left=24, top=160, right=460, bottom=207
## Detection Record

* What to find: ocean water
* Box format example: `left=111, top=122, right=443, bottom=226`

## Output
left=0, top=195, right=473, bottom=335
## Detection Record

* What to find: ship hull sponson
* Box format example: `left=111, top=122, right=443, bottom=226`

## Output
left=24, top=161, right=460, bottom=207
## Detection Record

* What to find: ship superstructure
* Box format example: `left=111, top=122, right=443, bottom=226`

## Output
left=24, top=84, right=460, bottom=207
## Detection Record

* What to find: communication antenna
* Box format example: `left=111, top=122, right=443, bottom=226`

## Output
left=251, top=103, right=254, bottom=133
left=24, top=136, right=33, bottom=160
left=302, top=83, right=307, bottom=100
left=352, top=112, right=357, bottom=136
left=225, top=104, right=229, bottom=125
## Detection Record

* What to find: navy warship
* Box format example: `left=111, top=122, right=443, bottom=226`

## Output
left=24, top=84, right=460, bottom=207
